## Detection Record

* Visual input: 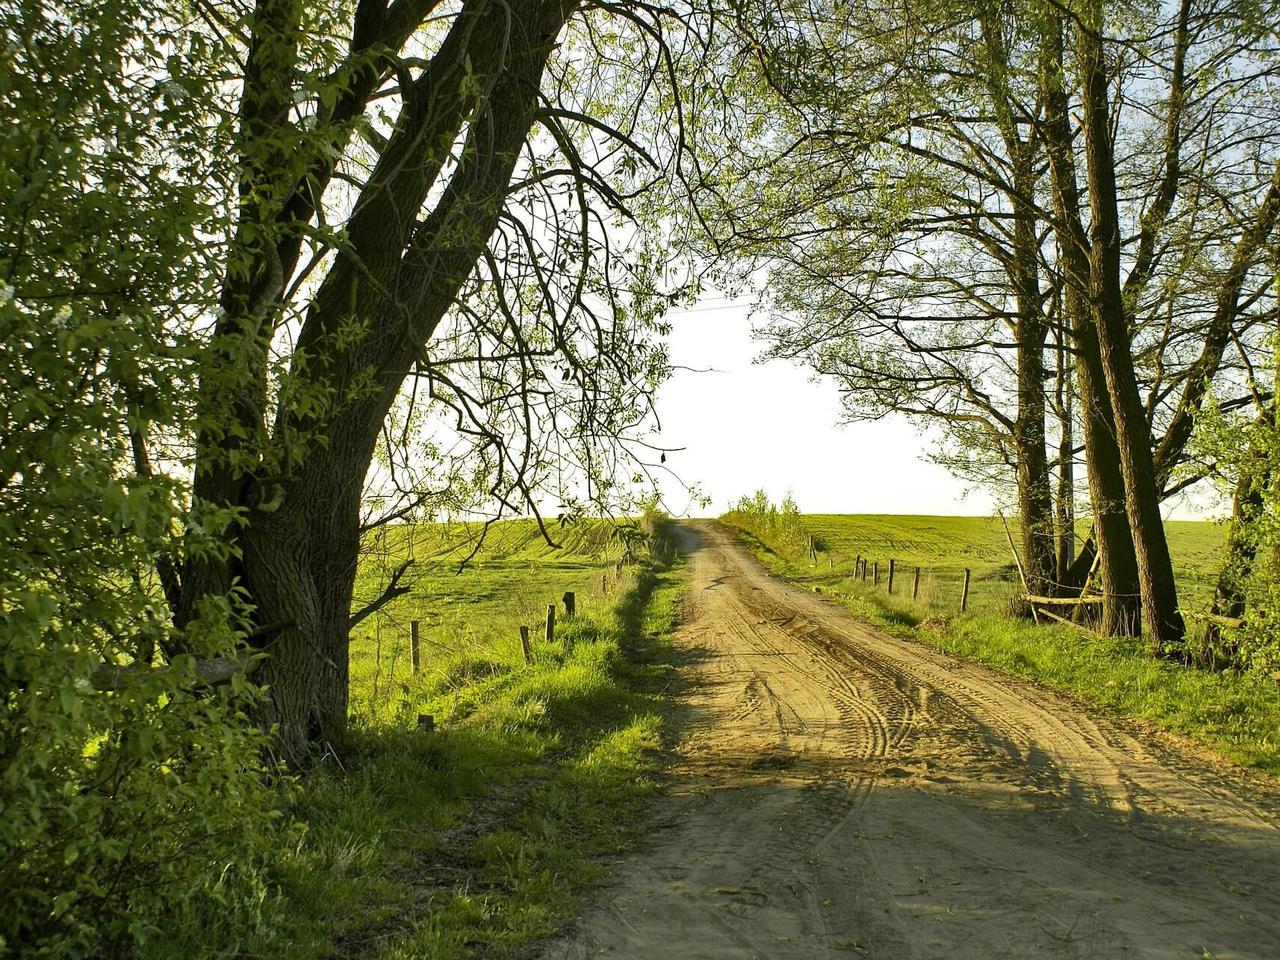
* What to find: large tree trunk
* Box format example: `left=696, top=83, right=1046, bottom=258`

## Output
left=1077, top=3, right=1185, bottom=653
left=1037, top=7, right=1141, bottom=634
left=1074, top=304, right=1142, bottom=634
left=180, top=0, right=576, bottom=761
left=241, top=430, right=374, bottom=752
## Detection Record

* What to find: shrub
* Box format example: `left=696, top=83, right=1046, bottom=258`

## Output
left=0, top=4, right=291, bottom=953
left=723, top=490, right=810, bottom=556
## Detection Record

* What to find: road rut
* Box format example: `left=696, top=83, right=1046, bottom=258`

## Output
left=543, top=521, right=1280, bottom=959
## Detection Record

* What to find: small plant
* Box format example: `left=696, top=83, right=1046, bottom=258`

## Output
left=612, top=521, right=651, bottom=561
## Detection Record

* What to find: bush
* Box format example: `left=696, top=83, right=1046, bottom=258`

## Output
left=0, top=272, right=292, bottom=957
left=0, top=4, right=292, bottom=953
left=723, top=490, right=810, bottom=556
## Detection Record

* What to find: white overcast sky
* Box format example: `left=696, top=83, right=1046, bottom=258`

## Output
left=650, top=297, right=1221, bottom=520
left=651, top=298, right=996, bottom=517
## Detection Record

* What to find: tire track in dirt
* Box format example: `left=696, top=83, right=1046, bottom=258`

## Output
left=542, top=521, right=1280, bottom=960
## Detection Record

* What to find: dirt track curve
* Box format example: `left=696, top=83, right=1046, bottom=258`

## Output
left=543, top=521, right=1280, bottom=960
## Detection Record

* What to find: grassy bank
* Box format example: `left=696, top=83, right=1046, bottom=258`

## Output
left=271, top=519, right=682, bottom=958
left=726, top=511, right=1224, bottom=614
left=722, top=511, right=1280, bottom=775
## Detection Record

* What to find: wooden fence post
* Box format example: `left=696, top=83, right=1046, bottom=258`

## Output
left=519, top=625, right=532, bottom=665
left=873, top=561, right=879, bottom=585
left=912, top=565, right=921, bottom=600
left=961, top=569, right=971, bottom=612
left=410, top=620, right=420, bottom=674
left=887, top=559, right=896, bottom=594
left=545, top=603, right=556, bottom=644
left=563, top=591, right=576, bottom=618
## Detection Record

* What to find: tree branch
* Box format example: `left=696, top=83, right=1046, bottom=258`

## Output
left=348, top=557, right=415, bottom=630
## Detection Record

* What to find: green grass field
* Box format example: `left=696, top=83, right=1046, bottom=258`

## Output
left=736, top=512, right=1225, bottom=615
left=348, top=519, right=633, bottom=722
left=271, top=517, right=681, bottom=958
left=723, top=510, right=1280, bottom=774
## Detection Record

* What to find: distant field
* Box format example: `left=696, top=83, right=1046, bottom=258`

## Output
left=348, top=519, right=628, bottom=721
left=761, top=514, right=1225, bottom=615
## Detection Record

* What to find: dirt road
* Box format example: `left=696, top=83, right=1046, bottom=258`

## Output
left=543, top=521, right=1280, bottom=960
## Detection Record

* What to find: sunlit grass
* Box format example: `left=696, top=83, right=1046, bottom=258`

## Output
left=268, top=519, right=682, bottom=958
left=929, top=613, right=1280, bottom=773
left=349, top=519, right=626, bottom=724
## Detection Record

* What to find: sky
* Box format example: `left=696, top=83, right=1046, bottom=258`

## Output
left=651, top=299, right=999, bottom=519
left=650, top=297, right=1222, bottom=521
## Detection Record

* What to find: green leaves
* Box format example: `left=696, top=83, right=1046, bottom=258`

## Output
left=0, top=2, right=290, bottom=955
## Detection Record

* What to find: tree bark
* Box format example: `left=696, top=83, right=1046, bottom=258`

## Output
left=1076, top=0, right=1185, bottom=653
left=1011, top=167, right=1058, bottom=597
left=1054, top=327, right=1076, bottom=582
left=180, top=0, right=577, bottom=761
left=1037, top=6, right=1142, bottom=634
left=1073, top=300, right=1143, bottom=634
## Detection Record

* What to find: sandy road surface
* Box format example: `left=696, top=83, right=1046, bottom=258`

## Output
left=543, top=521, right=1280, bottom=960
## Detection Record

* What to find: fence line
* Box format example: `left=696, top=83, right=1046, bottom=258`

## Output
left=800, top=536, right=1144, bottom=625
left=802, top=540, right=977, bottom=614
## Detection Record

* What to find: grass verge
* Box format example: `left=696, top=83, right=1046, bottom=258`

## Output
left=268, top=522, right=682, bottom=958
left=722, top=515, right=1280, bottom=776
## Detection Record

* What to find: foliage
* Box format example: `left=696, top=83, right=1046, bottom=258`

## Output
left=1191, top=392, right=1280, bottom=672
left=705, top=0, right=1280, bottom=494
left=0, top=2, right=288, bottom=955
left=722, top=491, right=811, bottom=556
